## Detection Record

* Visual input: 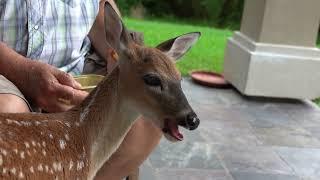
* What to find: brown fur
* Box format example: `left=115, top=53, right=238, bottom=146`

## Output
left=0, top=31, right=199, bottom=179
left=0, top=112, right=89, bottom=179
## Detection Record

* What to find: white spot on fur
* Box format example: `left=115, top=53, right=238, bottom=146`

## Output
left=0, top=149, right=7, bottom=156
left=77, top=161, right=84, bottom=171
left=59, top=139, right=66, bottom=150
left=35, top=121, right=41, bottom=126
left=33, top=149, right=37, bottom=153
left=37, top=142, right=41, bottom=147
left=49, top=134, right=53, bottom=139
left=42, top=149, right=46, bottom=156
left=69, top=160, right=74, bottom=170
left=13, top=149, right=18, bottom=154
left=37, top=164, right=43, bottom=171
left=24, top=142, right=30, bottom=148
left=50, top=169, right=54, bottom=174
left=75, top=122, right=80, bottom=127
left=27, top=150, right=31, bottom=156
left=65, top=122, right=71, bottom=127
left=31, top=141, right=36, bottom=146
left=42, top=141, right=46, bottom=147
left=45, top=165, right=49, bottom=172
left=0, top=155, right=3, bottom=165
left=21, top=121, right=32, bottom=126
left=80, top=109, right=89, bottom=123
left=6, top=119, right=13, bottom=124
left=30, top=166, right=34, bottom=173
left=40, top=132, right=44, bottom=135
left=10, top=168, right=16, bottom=175
left=81, top=146, right=86, bottom=158
left=52, top=162, right=62, bottom=172
left=65, top=134, right=70, bottom=141
left=13, top=120, right=21, bottom=126
left=18, top=171, right=24, bottom=178
left=20, top=151, right=25, bottom=159
left=2, top=167, right=7, bottom=174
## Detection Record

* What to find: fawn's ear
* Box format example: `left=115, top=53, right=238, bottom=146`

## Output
left=104, top=2, right=123, bottom=51
left=156, top=32, right=201, bottom=61
left=119, top=25, right=131, bottom=51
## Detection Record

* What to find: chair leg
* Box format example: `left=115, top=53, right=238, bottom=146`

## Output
left=126, top=168, right=139, bottom=180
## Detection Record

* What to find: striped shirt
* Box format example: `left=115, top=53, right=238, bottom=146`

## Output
left=0, top=0, right=99, bottom=75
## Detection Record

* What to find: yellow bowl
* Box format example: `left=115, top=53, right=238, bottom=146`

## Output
left=73, top=74, right=105, bottom=92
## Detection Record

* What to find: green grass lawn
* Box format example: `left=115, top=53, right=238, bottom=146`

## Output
left=124, top=17, right=233, bottom=76
left=316, top=41, right=320, bottom=106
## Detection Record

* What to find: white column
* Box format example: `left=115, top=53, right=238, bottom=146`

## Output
left=223, top=0, right=320, bottom=99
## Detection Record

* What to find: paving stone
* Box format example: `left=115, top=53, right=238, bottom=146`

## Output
left=156, top=168, right=233, bottom=180
left=305, top=127, right=320, bottom=140
left=215, top=145, right=293, bottom=175
left=140, top=159, right=159, bottom=180
left=231, top=172, right=300, bottom=180
left=289, top=112, right=320, bottom=129
left=199, top=120, right=261, bottom=146
left=150, top=141, right=223, bottom=170
left=253, top=126, right=320, bottom=148
left=275, top=147, right=320, bottom=178
left=246, top=106, right=297, bottom=129
left=144, top=79, right=320, bottom=180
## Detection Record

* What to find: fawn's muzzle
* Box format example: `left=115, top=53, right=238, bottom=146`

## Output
left=178, top=112, right=200, bottom=130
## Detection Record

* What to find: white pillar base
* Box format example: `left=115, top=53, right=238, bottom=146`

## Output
left=223, top=32, right=320, bottom=99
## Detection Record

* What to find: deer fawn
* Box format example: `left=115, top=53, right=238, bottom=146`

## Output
left=0, top=3, right=200, bottom=180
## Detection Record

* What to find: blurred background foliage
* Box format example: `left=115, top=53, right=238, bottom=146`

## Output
left=116, top=0, right=245, bottom=29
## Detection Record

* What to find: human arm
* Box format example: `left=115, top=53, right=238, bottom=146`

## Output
left=0, top=42, right=88, bottom=112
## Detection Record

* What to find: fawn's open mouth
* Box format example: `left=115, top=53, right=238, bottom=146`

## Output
left=162, top=119, right=184, bottom=141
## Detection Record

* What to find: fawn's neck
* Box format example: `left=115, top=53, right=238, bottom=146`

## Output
left=73, top=67, right=139, bottom=177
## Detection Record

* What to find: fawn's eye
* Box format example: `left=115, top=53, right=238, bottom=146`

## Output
left=143, top=74, right=162, bottom=87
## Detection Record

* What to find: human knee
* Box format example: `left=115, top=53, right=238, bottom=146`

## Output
left=0, top=94, right=30, bottom=113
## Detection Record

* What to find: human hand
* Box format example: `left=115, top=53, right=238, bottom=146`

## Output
left=15, top=60, right=88, bottom=112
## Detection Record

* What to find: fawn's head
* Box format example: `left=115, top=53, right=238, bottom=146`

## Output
left=105, top=3, right=200, bottom=142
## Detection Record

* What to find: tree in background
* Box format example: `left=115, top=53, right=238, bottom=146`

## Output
left=116, top=0, right=245, bottom=29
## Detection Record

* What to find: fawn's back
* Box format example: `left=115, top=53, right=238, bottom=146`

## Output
left=0, top=112, right=90, bottom=179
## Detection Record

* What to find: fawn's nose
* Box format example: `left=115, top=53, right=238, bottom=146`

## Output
left=186, top=112, right=200, bottom=130
left=178, top=112, right=200, bottom=130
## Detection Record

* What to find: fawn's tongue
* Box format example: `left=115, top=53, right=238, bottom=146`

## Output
left=166, top=120, right=184, bottom=141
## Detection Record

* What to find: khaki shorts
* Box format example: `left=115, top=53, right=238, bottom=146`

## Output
left=0, top=75, right=33, bottom=111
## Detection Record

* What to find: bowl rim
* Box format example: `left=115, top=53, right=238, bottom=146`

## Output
left=73, top=74, right=105, bottom=79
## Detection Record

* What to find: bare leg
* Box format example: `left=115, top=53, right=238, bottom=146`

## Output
left=94, top=116, right=163, bottom=180
left=0, top=94, right=30, bottom=113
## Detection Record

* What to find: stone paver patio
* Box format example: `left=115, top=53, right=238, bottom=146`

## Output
left=140, top=78, right=320, bottom=180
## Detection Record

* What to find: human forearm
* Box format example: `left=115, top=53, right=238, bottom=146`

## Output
left=0, top=42, right=30, bottom=83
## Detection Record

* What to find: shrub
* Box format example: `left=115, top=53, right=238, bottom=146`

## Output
left=116, top=0, right=244, bottom=29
